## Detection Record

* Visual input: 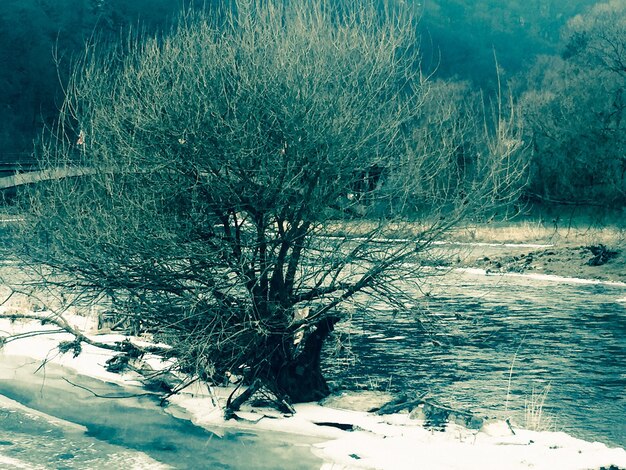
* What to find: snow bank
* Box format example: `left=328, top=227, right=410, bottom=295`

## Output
left=0, top=314, right=151, bottom=387
left=1, top=315, right=625, bottom=470
left=314, top=422, right=626, bottom=470
left=166, top=391, right=626, bottom=470
left=456, top=267, right=626, bottom=287
left=322, top=235, right=553, bottom=249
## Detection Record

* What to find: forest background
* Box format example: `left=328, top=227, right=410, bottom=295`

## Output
left=0, top=0, right=624, bottom=209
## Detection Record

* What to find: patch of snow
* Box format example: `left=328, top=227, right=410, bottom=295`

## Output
left=0, top=318, right=144, bottom=387
left=456, top=267, right=626, bottom=287
left=315, top=424, right=626, bottom=470
left=0, top=455, right=45, bottom=470
left=457, top=267, right=491, bottom=276
left=479, top=419, right=515, bottom=437
left=166, top=392, right=626, bottom=470
left=377, top=336, right=407, bottom=341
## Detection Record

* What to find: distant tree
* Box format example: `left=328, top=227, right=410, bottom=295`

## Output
left=0, top=0, right=189, bottom=162
left=417, top=0, right=600, bottom=87
left=384, top=78, right=525, bottom=216
left=520, top=0, right=626, bottom=205
left=0, top=0, right=57, bottom=158
left=13, top=1, right=524, bottom=405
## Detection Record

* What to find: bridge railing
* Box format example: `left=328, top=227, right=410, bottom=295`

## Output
left=0, top=166, right=95, bottom=191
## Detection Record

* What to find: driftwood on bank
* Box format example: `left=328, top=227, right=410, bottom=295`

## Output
left=0, top=312, right=170, bottom=357
left=372, top=393, right=486, bottom=430
left=370, top=393, right=416, bottom=415
left=224, top=379, right=297, bottom=421
left=226, top=379, right=263, bottom=417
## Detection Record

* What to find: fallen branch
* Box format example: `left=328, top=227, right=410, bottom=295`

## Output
left=374, top=393, right=485, bottom=430
left=160, top=376, right=202, bottom=406
left=371, top=393, right=414, bottom=415
left=225, top=379, right=262, bottom=419
left=62, top=377, right=158, bottom=399
left=0, top=312, right=170, bottom=356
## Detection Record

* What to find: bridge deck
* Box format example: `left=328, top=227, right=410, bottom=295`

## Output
left=0, top=167, right=93, bottom=190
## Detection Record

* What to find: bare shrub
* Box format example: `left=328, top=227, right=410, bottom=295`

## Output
left=12, top=0, right=525, bottom=404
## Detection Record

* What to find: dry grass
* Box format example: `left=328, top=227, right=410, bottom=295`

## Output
left=523, top=384, right=554, bottom=432
left=324, top=215, right=625, bottom=248
left=323, top=218, right=553, bottom=243
left=452, top=204, right=626, bottom=245
left=449, top=222, right=625, bottom=246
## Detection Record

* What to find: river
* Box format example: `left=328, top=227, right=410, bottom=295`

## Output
left=324, top=267, right=626, bottom=448
left=1, top=226, right=625, bottom=464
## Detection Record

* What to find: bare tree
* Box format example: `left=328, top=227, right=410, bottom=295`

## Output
left=10, top=0, right=524, bottom=404
left=520, top=0, right=626, bottom=205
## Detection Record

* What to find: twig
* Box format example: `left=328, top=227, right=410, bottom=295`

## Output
left=160, top=376, right=201, bottom=406
left=2, top=328, right=66, bottom=343
left=62, top=378, right=157, bottom=399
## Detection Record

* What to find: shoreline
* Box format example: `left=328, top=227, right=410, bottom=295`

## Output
left=1, top=312, right=625, bottom=469
left=457, top=244, right=625, bottom=285
left=454, top=266, right=626, bottom=287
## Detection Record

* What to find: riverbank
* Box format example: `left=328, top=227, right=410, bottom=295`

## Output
left=2, top=210, right=624, bottom=283
left=324, top=213, right=626, bottom=283
left=458, top=244, right=625, bottom=284
left=1, top=309, right=625, bottom=470
left=437, top=216, right=626, bottom=283
left=1, top=213, right=625, bottom=468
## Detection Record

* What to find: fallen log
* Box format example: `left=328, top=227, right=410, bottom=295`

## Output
left=374, top=393, right=485, bottom=430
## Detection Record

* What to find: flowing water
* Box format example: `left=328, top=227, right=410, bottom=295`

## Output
left=324, top=267, right=626, bottom=448
left=1, top=219, right=624, bottom=464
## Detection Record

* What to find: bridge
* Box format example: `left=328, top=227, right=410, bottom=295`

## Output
left=0, top=162, right=95, bottom=191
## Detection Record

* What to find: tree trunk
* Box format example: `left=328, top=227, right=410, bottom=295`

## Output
left=274, top=316, right=339, bottom=403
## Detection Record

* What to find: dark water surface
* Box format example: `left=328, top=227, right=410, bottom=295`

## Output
left=324, top=268, right=626, bottom=448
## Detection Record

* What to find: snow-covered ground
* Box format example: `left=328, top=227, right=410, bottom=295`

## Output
left=1, top=308, right=625, bottom=470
